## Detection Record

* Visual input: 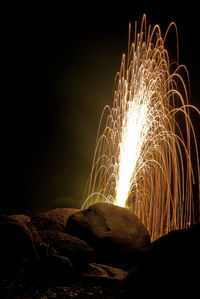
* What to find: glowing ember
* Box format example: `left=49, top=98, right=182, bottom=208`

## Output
left=82, top=15, right=200, bottom=241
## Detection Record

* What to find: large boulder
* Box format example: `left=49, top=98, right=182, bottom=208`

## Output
left=65, top=203, right=151, bottom=260
left=30, top=208, right=79, bottom=232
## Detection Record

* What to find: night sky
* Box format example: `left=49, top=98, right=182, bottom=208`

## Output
left=2, top=3, right=200, bottom=214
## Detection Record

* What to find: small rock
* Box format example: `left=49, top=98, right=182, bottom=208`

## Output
left=81, top=262, right=128, bottom=284
left=86, top=292, right=94, bottom=296
left=68, top=291, right=78, bottom=297
left=52, top=234, right=95, bottom=267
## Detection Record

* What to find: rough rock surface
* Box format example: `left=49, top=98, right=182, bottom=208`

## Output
left=30, top=208, right=79, bottom=232
left=34, top=229, right=96, bottom=267
left=65, top=203, right=151, bottom=259
left=9, top=214, right=30, bottom=226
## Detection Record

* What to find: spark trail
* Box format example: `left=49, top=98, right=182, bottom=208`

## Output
left=82, top=15, right=200, bottom=241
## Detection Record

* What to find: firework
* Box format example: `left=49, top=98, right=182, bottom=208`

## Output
left=82, top=15, right=200, bottom=241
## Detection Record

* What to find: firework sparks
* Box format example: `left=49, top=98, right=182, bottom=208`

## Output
left=116, top=96, right=149, bottom=207
left=82, top=15, right=200, bottom=241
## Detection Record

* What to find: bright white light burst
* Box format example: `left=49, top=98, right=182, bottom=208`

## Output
left=116, top=98, right=149, bottom=207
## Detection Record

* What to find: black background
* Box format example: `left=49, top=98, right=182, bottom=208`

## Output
left=1, top=3, right=200, bottom=213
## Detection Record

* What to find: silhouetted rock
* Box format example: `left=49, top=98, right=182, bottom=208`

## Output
left=0, top=219, right=38, bottom=264
left=65, top=203, right=151, bottom=261
left=81, top=262, right=128, bottom=284
left=38, top=254, right=76, bottom=282
left=125, top=222, right=200, bottom=298
left=30, top=208, right=79, bottom=232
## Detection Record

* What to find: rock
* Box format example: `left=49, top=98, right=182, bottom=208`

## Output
left=34, top=230, right=95, bottom=267
left=35, top=229, right=74, bottom=244
left=133, top=222, right=200, bottom=298
left=9, top=214, right=30, bottom=226
left=30, top=208, right=79, bottom=232
left=65, top=203, right=151, bottom=260
left=0, top=219, right=38, bottom=264
left=53, top=236, right=96, bottom=268
left=81, top=262, right=128, bottom=284
left=145, top=222, right=200, bottom=268
left=38, top=255, right=76, bottom=282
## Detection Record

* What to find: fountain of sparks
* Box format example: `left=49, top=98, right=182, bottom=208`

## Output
left=81, top=15, right=200, bottom=241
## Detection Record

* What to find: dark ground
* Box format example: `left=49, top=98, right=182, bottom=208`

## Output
left=0, top=272, right=125, bottom=298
